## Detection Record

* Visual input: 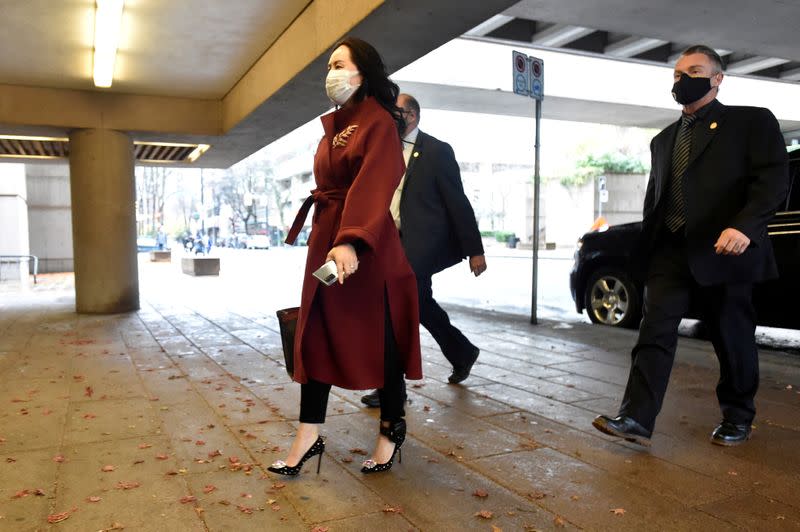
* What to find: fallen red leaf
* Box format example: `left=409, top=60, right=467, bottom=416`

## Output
left=155, top=454, right=169, bottom=460
left=349, top=448, right=368, bottom=455
left=12, top=489, right=30, bottom=499
left=475, top=510, right=493, bottom=519
left=237, top=505, right=253, bottom=514
left=34, top=488, right=46, bottom=496
left=84, top=386, right=94, bottom=398
left=101, top=465, right=115, bottom=472
left=229, top=456, right=240, bottom=464
left=195, top=440, right=205, bottom=446
left=47, top=510, right=73, bottom=523
left=87, top=496, right=102, bottom=503
left=52, top=455, right=65, bottom=463
left=240, top=493, right=252, bottom=499
left=83, top=413, right=97, bottom=419
left=137, top=443, right=152, bottom=449
left=116, top=481, right=140, bottom=490
left=179, top=495, right=196, bottom=504
left=271, top=483, right=286, bottom=490
left=6, top=457, right=17, bottom=463
left=472, top=489, right=489, bottom=498
left=208, top=450, right=222, bottom=458
left=202, top=485, right=217, bottom=494
left=311, top=527, right=330, bottom=532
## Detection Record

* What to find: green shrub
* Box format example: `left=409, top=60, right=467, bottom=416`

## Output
left=560, top=152, right=647, bottom=187
left=494, top=231, right=514, bottom=243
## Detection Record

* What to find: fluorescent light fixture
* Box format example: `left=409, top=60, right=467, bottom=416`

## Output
left=93, top=0, right=124, bottom=88
left=0, top=134, right=68, bottom=142
left=187, top=144, right=211, bottom=163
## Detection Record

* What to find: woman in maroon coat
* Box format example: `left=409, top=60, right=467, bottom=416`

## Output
left=268, top=38, right=422, bottom=476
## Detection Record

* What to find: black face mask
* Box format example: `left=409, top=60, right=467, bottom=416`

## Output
left=671, top=73, right=712, bottom=105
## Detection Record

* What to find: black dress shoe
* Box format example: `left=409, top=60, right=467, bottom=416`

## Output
left=592, top=414, right=652, bottom=447
left=711, top=421, right=752, bottom=447
left=361, top=390, right=381, bottom=408
left=448, top=347, right=480, bottom=384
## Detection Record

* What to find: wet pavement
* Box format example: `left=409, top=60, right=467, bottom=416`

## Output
left=1, top=263, right=800, bottom=531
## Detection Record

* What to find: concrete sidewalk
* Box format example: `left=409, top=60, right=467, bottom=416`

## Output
left=1, top=286, right=800, bottom=531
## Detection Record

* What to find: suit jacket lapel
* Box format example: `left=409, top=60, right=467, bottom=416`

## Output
left=686, top=100, right=726, bottom=170
left=404, top=131, right=424, bottom=180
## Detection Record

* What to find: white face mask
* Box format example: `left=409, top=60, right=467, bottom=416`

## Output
left=326, top=69, right=361, bottom=105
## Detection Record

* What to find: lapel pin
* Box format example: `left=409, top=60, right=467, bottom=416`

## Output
left=413, top=152, right=419, bottom=158
left=710, top=122, right=718, bottom=130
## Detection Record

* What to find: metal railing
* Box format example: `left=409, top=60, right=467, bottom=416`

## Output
left=0, top=255, right=39, bottom=284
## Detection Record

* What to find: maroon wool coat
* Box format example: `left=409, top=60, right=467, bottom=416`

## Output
left=290, top=96, right=422, bottom=390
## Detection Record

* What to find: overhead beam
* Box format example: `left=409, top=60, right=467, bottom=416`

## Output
left=605, top=36, right=667, bottom=58
left=726, top=56, right=790, bottom=75
left=532, top=24, right=594, bottom=47
left=779, top=66, right=800, bottom=81
left=464, top=14, right=514, bottom=37
left=221, top=0, right=384, bottom=133
left=0, top=84, right=220, bottom=136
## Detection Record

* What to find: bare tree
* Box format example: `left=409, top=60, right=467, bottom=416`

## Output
left=135, top=166, right=169, bottom=235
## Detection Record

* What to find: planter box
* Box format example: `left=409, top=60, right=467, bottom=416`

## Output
left=149, top=250, right=172, bottom=262
left=181, top=257, right=220, bottom=276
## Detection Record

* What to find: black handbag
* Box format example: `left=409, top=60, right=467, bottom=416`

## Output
left=276, top=307, right=299, bottom=377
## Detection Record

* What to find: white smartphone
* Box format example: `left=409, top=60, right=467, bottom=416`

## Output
left=312, top=260, right=339, bottom=286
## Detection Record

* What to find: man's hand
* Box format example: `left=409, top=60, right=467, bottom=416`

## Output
left=469, top=255, right=487, bottom=277
left=714, top=228, right=751, bottom=256
left=326, top=244, right=358, bottom=284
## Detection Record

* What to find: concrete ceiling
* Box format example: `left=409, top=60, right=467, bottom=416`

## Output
left=0, top=0, right=522, bottom=168
left=496, top=0, right=800, bottom=81
left=0, top=0, right=312, bottom=98
left=0, top=0, right=797, bottom=168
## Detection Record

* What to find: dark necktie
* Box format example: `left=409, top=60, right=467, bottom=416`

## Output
left=664, top=114, right=697, bottom=233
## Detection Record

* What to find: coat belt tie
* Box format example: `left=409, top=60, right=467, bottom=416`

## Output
left=285, top=188, right=348, bottom=245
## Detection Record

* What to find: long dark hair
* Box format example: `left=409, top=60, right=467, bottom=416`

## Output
left=334, top=37, right=405, bottom=136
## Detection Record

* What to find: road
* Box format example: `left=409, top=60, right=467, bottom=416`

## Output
left=139, top=242, right=799, bottom=354
left=141, top=241, right=582, bottom=322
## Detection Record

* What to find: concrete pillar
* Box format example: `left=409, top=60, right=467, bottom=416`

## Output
left=0, top=164, right=30, bottom=283
left=69, top=129, right=139, bottom=313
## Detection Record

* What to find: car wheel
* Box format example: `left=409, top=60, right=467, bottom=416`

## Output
left=584, top=269, right=641, bottom=328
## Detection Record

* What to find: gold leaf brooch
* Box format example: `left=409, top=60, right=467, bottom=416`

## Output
left=332, top=125, right=359, bottom=148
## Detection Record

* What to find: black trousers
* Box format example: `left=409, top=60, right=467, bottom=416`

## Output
left=417, top=273, right=476, bottom=369
left=299, top=304, right=406, bottom=423
left=620, top=230, right=759, bottom=432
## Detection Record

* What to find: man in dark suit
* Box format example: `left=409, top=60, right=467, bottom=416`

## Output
left=362, top=93, right=487, bottom=408
left=593, top=45, right=789, bottom=447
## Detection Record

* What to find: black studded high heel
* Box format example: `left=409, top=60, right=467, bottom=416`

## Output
left=268, top=436, right=325, bottom=476
left=361, top=419, right=406, bottom=474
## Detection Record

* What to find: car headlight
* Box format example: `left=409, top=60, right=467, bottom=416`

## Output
left=573, top=238, right=583, bottom=261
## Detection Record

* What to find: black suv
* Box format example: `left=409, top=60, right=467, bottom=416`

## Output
left=570, top=148, right=800, bottom=329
